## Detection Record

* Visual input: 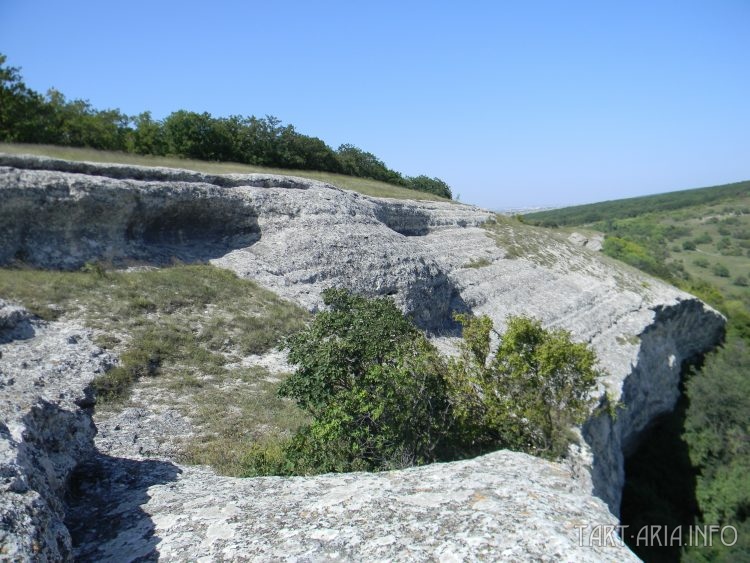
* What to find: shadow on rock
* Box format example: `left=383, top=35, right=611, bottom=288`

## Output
left=0, top=311, right=35, bottom=344
left=65, top=454, right=181, bottom=562
left=415, top=276, right=471, bottom=337
left=2, top=185, right=262, bottom=270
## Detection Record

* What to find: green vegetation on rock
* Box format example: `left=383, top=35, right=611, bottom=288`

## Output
left=447, top=313, right=598, bottom=460
left=242, top=289, right=599, bottom=476
left=462, top=257, right=492, bottom=268
left=0, top=263, right=310, bottom=475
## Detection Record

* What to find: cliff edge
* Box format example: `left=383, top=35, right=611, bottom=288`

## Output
left=0, top=154, right=725, bottom=561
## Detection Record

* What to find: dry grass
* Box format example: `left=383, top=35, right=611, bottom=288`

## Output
left=462, top=257, right=492, bottom=268
left=0, top=263, right=309, bottom=398
left=180, top=371, right=309, bottom=476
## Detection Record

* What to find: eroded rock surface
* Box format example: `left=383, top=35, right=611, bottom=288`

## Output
left=0, top=301, right=112, bottom=561
left=0, top=154, right=726, bottom=561
left=67, top=450, right=636, bottom=562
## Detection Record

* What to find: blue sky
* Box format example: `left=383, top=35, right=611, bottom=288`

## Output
left=1, top=0, right=748, bottom=209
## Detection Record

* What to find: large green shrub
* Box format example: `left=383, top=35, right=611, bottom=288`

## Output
left=276, top=289, right=453, bottom=473
left=713, top=263, right=731, bottom=278
left=448, top=314, right=599, bottom=458
left=682, top=340, right=750, bottom=562
left=602, top=235, right=673, bottom=280
left=244, top=290, right=601, bottom=475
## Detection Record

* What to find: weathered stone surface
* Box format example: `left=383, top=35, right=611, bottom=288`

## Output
left=67, top=450, right=637, bottom=562
left=0, top=155, right=488, bottom=329
left=0, top=154, right=727, bottom=561
left=411, top=226, right=726, bottom=512
left=0, top=302, right=113, bottom=562
left=568, top=231, right=604, bottom=251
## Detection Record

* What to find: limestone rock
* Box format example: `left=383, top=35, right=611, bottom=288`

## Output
left=67, top=450, right=637, bottom=562
left=568, top=231, right=604, bottom=251
left=0, top=153, right=727, bottom=561
left=0, top=304, right=113, bottom=562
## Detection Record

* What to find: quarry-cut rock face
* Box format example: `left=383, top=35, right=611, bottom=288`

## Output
left=0, top=154, right=726, bottom=561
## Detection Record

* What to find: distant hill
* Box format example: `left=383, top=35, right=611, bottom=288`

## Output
left=522, top=180, right=750, bottom=227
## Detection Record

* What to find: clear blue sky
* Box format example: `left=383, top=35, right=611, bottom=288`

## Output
left=2, top=0, right=749, bottom=209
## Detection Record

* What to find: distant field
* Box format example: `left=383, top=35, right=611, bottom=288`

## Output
left=523, top=180, right=750, bottom=227
left=0, top=143, right=448, bottom=202
left=654, top=197, right=750, bottom=294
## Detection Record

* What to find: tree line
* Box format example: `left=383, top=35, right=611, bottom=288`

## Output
left=0, top=54, right=452, bottom=199
left=522, top=180, right=750, bottom=228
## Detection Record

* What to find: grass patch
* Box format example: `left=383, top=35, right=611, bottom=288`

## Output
left=180, top=369, right=310, bottom=476
left=616, top=334, right=641, bottom=346
left=0, top=264, right=309, bottom=401
left=482, top=215, right=540, bottom=260
left=0, top=142, right=449, bottom=202
left=0, top=262, right=312, bottom=475
left=481, top=215, right=572, bottom=267
left=462, top=257, right=492, bottom=269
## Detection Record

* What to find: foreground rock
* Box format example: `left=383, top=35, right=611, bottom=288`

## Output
left=0, top=154, right=726, bottom=560
left=68, top=451, right=635, bottom=562
left=0, top=301, right=112, bottom=561
left=0, top=307, right=635, bottom=562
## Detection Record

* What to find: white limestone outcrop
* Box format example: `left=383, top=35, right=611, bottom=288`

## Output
left=0, top=154, right=725, bottom=561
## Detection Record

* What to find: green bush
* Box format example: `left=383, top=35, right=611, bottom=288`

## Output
left=734, top=276, right=749, bottom=287
left=713, top=263, right=731, bottom=278
left=246, top=291, right=601, bottom=475
left=682, top=240, right=697, bottom=251
left=276, top=289, right=452, bottom=473
left=602, top=236, right=672, bottom=280
left=684, top=340, right=750, bottom=526
left=721, top=247, right=744, bottom=257
left=717, top=237, right=732, bottom=250
left=693, top=257, right=710, bottom=268
left=694, top=232, right=713, bottom=245
left=404, top=175, right=453, bottom=199
left=447, top=314, right=599, bottom=459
